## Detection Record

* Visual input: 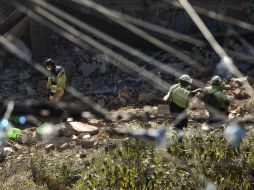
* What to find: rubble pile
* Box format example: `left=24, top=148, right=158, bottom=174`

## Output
left=0, top=119, right=109, bottom=163
left=1, top=33, right=254, bottom=105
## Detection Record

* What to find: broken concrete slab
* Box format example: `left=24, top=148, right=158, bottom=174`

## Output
left=68, top=122, right=99, bottom=135
left=13, top=144, right=23, bottom=151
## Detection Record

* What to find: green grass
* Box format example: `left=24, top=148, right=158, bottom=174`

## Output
left=1, top=126, right=253, bottom=190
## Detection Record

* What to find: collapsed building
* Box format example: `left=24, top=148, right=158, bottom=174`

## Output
left=0, top=0, right=254, bottom=104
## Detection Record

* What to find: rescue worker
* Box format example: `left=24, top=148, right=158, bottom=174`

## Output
left=44, top=58, right=67, bottom=102
left=163, top=75, right=201, bottom=129
left=202, top=75, right=230, bottom=124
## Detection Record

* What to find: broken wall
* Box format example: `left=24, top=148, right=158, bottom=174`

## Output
left=82, top=0, right=254, bottom=34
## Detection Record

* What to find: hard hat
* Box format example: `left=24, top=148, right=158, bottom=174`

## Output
left=43, top=58, right=55, bottom=66
left=210, top=75, right=221, bottom=85
left=179, top=74, right=192, bottom=84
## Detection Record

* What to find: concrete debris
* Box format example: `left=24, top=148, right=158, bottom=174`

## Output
left=157, top=104, right=170, bottom=118
left=37, top=80, right=48, bottom=95
left=69, top=141, right=77, bottom=148
left=81, top=139, right=97, bottom=149
left=45, top=144, right=55, bottom=152
left=58, top=143, right=70, bottom=152
left=82, top=134, right=91, bottom=139
left=26, top=87, right=37, bottom=97
left=0, top=150, right=6, bottom=162
left=3, top=147, right=14, bottom=155
left=79, top=149, right=87, bottom=158
left=190, top=65, right=214, bottom=78
left=104, top=142, right=117, bottom=151
left=72, top=135, right=78, bottom=140
left=68, top=122, right=99, bottom=135
left=13, top=143, right=23, bottom=151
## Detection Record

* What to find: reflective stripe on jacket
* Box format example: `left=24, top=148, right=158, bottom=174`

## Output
left=168, top=83, right=190, bottom=109
left=47, top=66, right=67, bottom=91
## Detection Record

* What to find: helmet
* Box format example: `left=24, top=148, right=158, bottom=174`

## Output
left=43, top=58, right=55, bottom=66
left=210, top=75, right=221, bottom=85
left=179, top=74, right=192, bottom=84
left=43, top=58, right=55, bottom=71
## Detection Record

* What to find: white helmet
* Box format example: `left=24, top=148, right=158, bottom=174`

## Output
left=210, top=75, right=221, bottom=85
left=179, top=74, right=192, bottom=84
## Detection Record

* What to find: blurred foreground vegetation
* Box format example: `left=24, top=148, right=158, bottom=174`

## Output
left=0, top=126, right=253, bottom=190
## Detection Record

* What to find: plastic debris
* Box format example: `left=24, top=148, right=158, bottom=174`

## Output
left=7, top=127, right=21, bottom=140
left=18, top=116, right=26, bottom=125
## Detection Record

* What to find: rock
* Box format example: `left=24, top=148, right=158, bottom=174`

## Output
left=3, top=147, right=14, bottom=156
left=18, top=71, right=30, bottom=80
left=157, top=104, right=170, bottom=118
left=231, top=77, right=248, bottom=84
left=45, top=144, right=55, bottom=152
left=58, top=143, right=70, bottom=151
left=26, top=87, right=37, bottom=96
left=0, top=150, right=6, bottom=162
left=37, top=80, right=48, bottom=95
left=67, top=118, right=74, bottom=122
left=4, top=68, right=18, bottom=78
left=104, top=142, right=117, bottom=151
left=234, top=88, right=241, bottom=96
left=72, top=135, right=78, bottom=140
left=68, top=122, right=99, bottom=135
left=69, top=141, right=77, bottom=148
left=16, top=133, right=33, bottom=145
left=81, top=139, right=97, bottom=149
left=55, top=56, right=77, bottom=78
left=82, top=134, right=91, bottom=139
left=13, top=144, right=23, bottom=151
left=190, top=65, right=214, bottom=78
left=79, top=149, right=87, bottom=158
left=88, top=119, right=102, bottom=126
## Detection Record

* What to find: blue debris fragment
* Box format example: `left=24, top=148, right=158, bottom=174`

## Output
left=224, top=122, right=245, bottom=149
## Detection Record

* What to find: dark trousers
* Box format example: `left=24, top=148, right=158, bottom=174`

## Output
left=208, top=110, right=227, bottom=124
left=169, top=101, right=188, bottom=130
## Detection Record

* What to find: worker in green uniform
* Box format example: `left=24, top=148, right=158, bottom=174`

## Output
left=163, top=75, right=201, bottom=129
left=44, top=58, right=67, bottom=102
left=203, top=75, right=230, bottom=124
